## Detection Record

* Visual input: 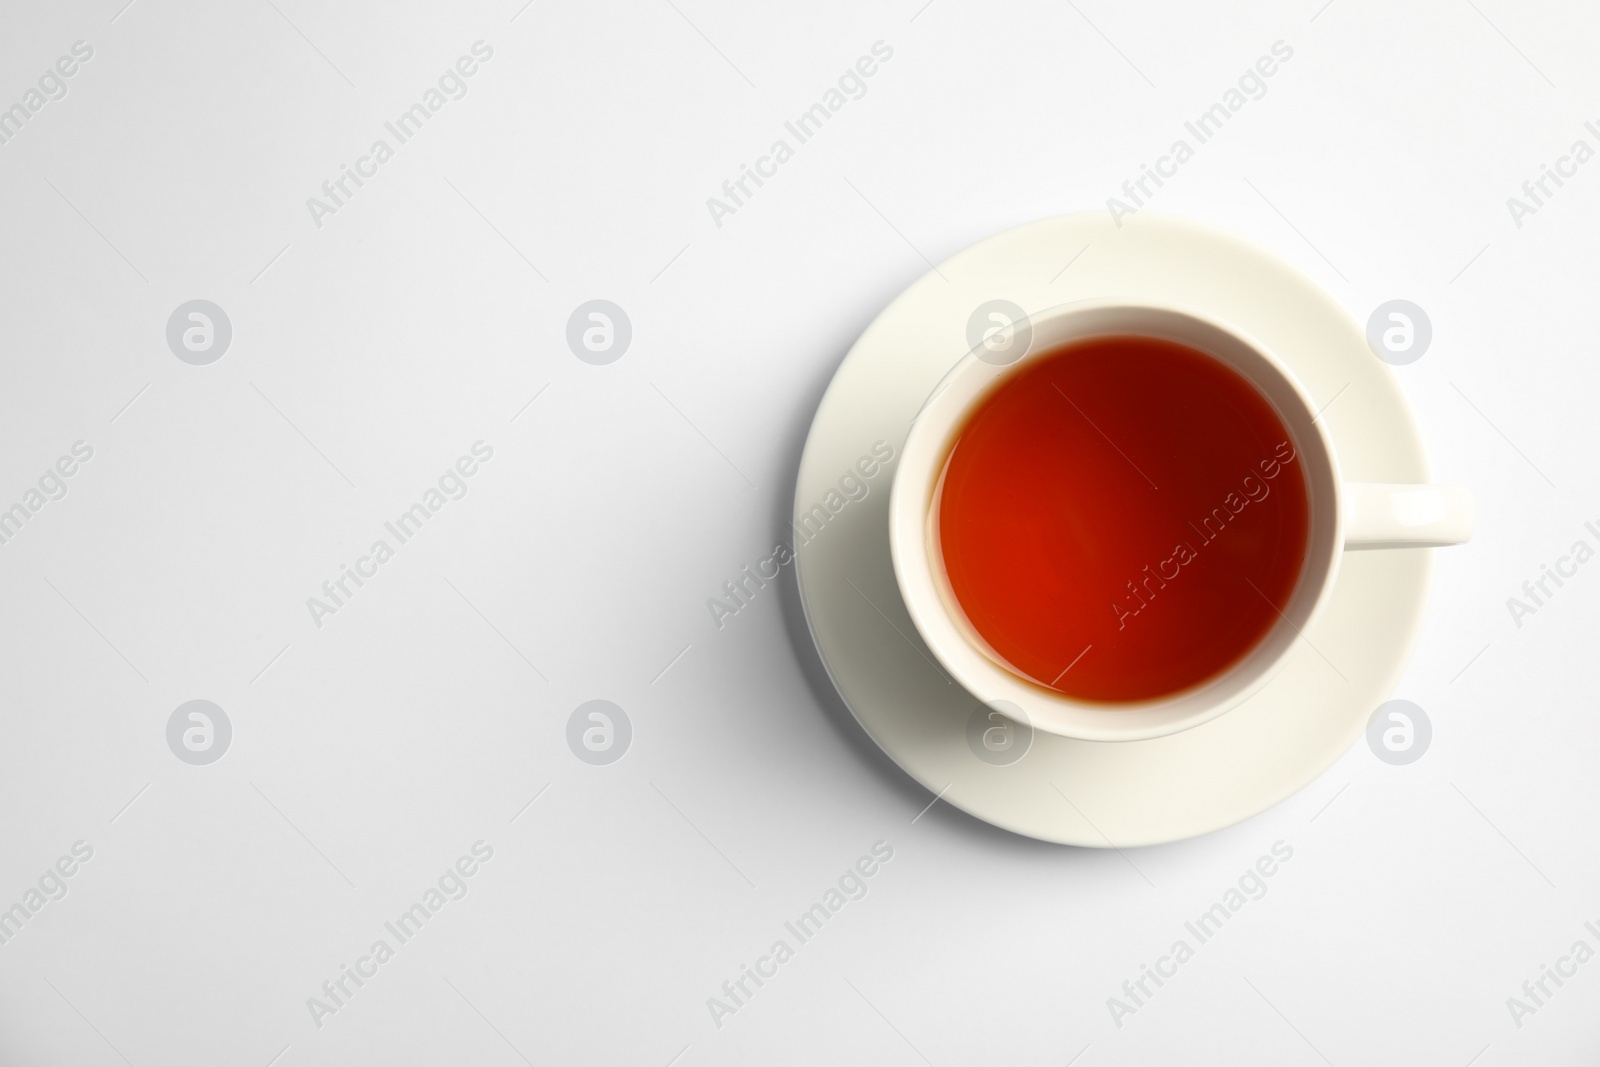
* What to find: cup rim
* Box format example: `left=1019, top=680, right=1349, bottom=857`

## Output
left=888, top=298, right=1346, bottom=742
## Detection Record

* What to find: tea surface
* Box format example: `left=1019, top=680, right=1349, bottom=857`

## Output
left=937, top=335, right=1310, bottom=702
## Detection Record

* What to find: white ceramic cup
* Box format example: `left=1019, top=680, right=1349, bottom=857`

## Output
left=889, top=300, right=1473, bottom=743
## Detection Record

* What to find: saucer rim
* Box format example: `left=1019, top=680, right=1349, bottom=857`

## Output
left=793, top=210, right=1433, bottom=847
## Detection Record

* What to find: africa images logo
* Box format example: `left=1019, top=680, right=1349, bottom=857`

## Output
left=704, top=41, right=894, bottom=228
left=303, top=42, right=495, bottom=229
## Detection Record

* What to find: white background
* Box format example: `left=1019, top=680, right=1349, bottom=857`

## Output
left=0, top=0, right=1596, bottom=1063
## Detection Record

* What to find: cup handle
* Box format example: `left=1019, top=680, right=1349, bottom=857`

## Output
left=1343, top=483, right=1474, bottom=549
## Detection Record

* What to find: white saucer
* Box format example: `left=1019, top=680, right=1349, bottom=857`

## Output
left=793, top=212, right=1434, bottom=847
